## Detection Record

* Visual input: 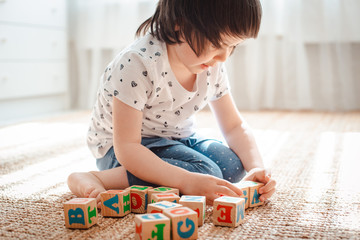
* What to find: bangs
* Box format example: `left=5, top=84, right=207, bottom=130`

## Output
left=136, top=0, right=262, bottom=56
left=177, top=0, right=262, bottom=56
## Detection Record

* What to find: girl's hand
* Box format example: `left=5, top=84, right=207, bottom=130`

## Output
left=242, top=168, right=276, bottom=202
left=179, top=172, right=244, bottom=205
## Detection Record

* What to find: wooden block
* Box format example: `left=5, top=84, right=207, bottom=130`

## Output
left=163, top=207, right=198, bottom=240
left=179, top=195, right=206, bottom=226
left=134, top=213, right=171, bottom=240
left=239, top=181, right=264, bottom=207
left=63, top=198, right=98, bottom=229
left=147, top=200, right=182, bottom=214
left=100, top=189, right=131, bottom=217
left=127, top=185, right=153, bottom=214
left=235, top=182, right=250, bottom=209
left=213, top=196, right=245, bottom=227
left=148, top=187, right=179, bottom=203
left=151, top=192, right=180, bottom=204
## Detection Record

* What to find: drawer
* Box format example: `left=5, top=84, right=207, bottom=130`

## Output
left=0, top=23, right=67, bottom=60
left=0, top=61, right=68, bottom=99
left=0, top=0, right=66, bottom=28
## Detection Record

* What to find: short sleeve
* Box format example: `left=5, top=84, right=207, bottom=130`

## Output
left=102, top=51, right=153, bottom=111
left=210, top=63, right=231, bottom=101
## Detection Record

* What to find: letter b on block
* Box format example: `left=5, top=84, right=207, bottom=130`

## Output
left=63, top=198, right=98, bottom=229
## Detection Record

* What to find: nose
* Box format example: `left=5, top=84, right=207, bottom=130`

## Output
left=213, top=48, right=231, bottom=62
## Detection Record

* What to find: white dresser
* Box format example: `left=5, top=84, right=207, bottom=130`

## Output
left=0, top=0, right=69, bottom=124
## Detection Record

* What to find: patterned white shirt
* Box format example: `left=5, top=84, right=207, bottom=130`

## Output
left=87, top=34, right=230, bottom=158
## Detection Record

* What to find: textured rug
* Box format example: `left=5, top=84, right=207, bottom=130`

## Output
left=0, top=110, right=359, bottom=239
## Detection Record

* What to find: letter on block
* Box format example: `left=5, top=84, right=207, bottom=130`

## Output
left=147, top=200, right=182, bottom=214
left=134, top=213, right=170, bottom=240
left=63, top=198, right=98, bottom=229
left=100, top=189, right=131, bottom=217
left=179, top=195, right=206, bottom=226
left=127, top=185, right=153, bottom=213
left=148, top=187, right=179, bottom=203
left=151, top=193, right=180, bottom=204
left=235, top=182, right=250, bottom=209
left=238, top=181, right=264, bottom=207
left=163, top=207, right=198, bottom=240
left=213, top=196, right=245, bottom=227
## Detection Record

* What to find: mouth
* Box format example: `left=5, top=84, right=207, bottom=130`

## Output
left=201, top=64, right=209, bottom=70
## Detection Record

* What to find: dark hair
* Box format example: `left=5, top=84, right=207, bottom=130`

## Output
left=136, top=0, right=262, bottom=56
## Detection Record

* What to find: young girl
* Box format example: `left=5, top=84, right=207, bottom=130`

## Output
left=68, top=0, right=276, bottom=205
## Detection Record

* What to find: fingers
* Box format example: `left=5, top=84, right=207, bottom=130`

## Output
left=260, top=188, right=275, bottom=202
left=259, top=178, right=276, bottom=195
left=216, top=179, right=243, bottom=197
left=259, top=178, right=276, bottom=201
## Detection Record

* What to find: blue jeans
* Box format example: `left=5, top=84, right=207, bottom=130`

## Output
left=96, top=133, right=245, bottom=187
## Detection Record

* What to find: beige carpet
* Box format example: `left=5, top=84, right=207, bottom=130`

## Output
left=0, top=110, right=359, bottom=239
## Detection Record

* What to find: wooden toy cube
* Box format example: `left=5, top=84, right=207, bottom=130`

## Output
left=163, top=207, right=198, bottom=240
left=179, top=195, right=206, bottom=226
left=147, top=200, right=182, bottom=214
left=135, top=213, right=171, bottom=240
left=151, top=192, right=180, bottom=204
left=213, top=196, right=245, bottom=227
left=127, top=185, right=153, bottom=213
left=239, top=181, right=264, bottom=207
left=100, top=189, right=131, bottom=217
left=63, top=198, right=98, bottom=229
left=148, top=187, right=179, bottom=203
left=235, top=182, right=250, bottom=209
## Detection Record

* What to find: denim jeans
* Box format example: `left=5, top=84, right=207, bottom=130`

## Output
left=96, top=133, right=245, bottom=187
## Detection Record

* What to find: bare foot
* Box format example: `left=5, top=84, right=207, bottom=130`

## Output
left=67, top=171, right=106, bottom=207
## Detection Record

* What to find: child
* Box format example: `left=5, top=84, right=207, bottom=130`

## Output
left=68, top=0, right=276, bottom=205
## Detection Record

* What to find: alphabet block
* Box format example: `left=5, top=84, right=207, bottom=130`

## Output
left=151, top=192, right=180, bottom=203
left=213, top=196, right=245, bottom=227
left=63, top=198, right=98, bottom=229
left=148, top=187, right=179, bottom=203
left=235, top=182, right=250, bottom=209
left=179, top=195, right=206, bottom=226
left=100, top=189, right=131, bottom=217
left=134, top=213, right=171, bottom=240
left=127, top=185, right=153, bottom=214
left=147, top=200, right=182, bottom=214
left=237, top=181, right=264, bottom=207
left=163, top=207, right=198, bottom=240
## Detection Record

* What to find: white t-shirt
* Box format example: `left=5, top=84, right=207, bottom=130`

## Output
left=87, top=34, right=230, bottom=158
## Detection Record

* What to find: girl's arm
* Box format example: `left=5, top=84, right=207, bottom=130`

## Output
left=112, top=97, right=243, bottom=204
left=209, top=93, right=276, bottom=201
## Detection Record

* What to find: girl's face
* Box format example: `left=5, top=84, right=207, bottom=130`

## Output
left=168, top=35, right=244, bottom=75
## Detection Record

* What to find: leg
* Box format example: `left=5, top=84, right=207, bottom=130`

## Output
left=190, top=138, right=246, bottom=182
left=151, top=143, right=224, bottom=179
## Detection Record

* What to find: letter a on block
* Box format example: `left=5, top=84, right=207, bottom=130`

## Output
left=104, top=194, right=119, bottom=214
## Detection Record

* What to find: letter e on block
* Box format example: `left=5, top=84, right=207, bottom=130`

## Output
left=213, top=196, right=245, bottom=227
left=63, top=198, right=98, bottom=229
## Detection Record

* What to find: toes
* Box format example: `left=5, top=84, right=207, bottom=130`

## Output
left=84, top=186, right=96, bottom=198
